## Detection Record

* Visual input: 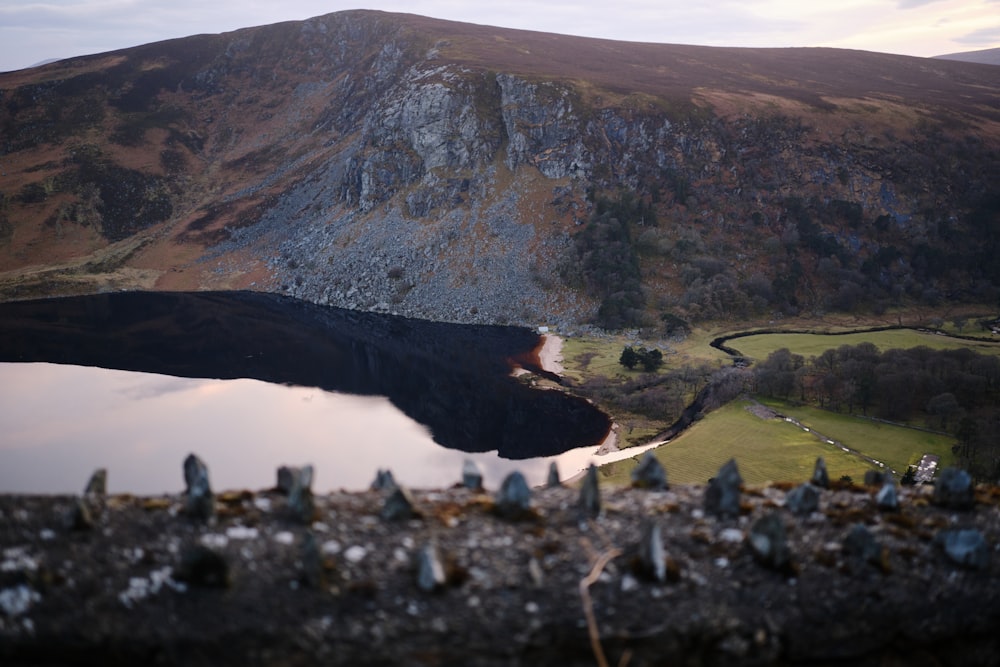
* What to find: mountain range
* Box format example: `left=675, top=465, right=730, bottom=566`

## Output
left=1, top=10, right=998, bottom=329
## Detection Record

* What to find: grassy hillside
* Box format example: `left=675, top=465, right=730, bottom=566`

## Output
left=598, top=398, right=955, bottom=487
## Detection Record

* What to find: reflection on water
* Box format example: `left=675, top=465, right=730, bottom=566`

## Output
left=0, top=362, right=618, bottom=494
left=0, top=291, right=622, bottom=494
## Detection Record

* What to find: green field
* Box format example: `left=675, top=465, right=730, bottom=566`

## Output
left=758, top=399, right=957, bottom=473
left=726, top=329, right=1000, bottom=362
left=599, top=399, right=956, bottom=487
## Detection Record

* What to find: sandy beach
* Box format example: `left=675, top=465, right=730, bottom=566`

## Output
left=536, top=334, right=565, bottom=375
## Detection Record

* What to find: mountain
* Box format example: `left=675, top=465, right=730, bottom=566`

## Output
left=934, top=47, right=1000, bottom=66
left=1, top=10, right=999, bottom=328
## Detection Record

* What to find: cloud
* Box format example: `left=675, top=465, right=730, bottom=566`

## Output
left=897, top=0, right=944, bottom=7
left=954, top=25, right=1000, bottom=44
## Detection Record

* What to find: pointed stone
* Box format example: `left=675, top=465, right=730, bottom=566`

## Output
left=937, top=529, right=990, bottom=570
left=182, top=454, right=214, bottom=521
left=381, top=486, right=417, bottom=522
left=66, top=497, right=94, bottom=531
left=579, top=464, right=601, bottom=518
left=462, top=460, right=484, bottom=490
left=811, top=457, right=829, bottom=489
left=416, top=543, right=446, bottom=592
left=784, top=483, right=820, bottom=516
left=631, top=451, right=668, bottom=490
left=84, top=468, right=107, bottom=496
left=300, top=532, right=325, bottom=588
left=370, top=469, right=398, bottom=491
left=276, top=466, right=298, bottom=495
left=495, top=471, right=532, bottom=519
left=843, top=524, right=883, bottom=568
left=704, top=458, right=743, bottom=519
left=875, top=480, right=898, bottom=512
left=288, top=464, right=315, bottom=524
left=183, top=454, right=208, bottom=493
left=748, top=512, right=792, bottom=572
left=546, top=461, right=561, bottom=488
left=933, top=467, right=974, bottom=510
left=637, top=521, right=667, bottom=583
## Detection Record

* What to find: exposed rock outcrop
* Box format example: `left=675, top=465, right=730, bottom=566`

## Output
left=2, top=11, right=999, bottom=326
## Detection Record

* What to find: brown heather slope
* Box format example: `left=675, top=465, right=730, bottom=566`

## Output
left=0, top=10, right=998, bottom=326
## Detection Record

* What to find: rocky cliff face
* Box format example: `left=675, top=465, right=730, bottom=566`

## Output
left=1, top=10, right=998, bottom=326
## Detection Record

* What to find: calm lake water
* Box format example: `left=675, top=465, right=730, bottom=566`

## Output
left=0, top=291, right=616, bottom=494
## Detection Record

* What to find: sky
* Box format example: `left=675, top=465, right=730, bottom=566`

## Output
left=1, top=0, right=999, bottom=72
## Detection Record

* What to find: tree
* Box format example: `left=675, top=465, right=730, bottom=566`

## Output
left=926, top=392, right=961, bottom=430
left=619, top=346, right=639, bottom=370
left=640, top=348, right=664, bottom=372
left=619, top=346, right=664, bottom=372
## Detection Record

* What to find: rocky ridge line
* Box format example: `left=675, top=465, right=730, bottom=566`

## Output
left=2, top=458, right=999, bottom=666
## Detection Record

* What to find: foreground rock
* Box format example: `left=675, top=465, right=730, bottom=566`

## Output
left=2, top=480, right=1000, bottom=666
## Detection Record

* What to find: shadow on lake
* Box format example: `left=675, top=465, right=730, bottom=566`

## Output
left=0, top=291, right=611, bottom=464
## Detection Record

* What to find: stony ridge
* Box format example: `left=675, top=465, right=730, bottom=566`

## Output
left=2, top=457, right=999, bottom=666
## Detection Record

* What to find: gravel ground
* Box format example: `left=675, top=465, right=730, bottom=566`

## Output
left=2, top=468, right=1000, bottom=666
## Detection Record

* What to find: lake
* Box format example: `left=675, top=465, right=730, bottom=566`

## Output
left=0, top=291, right=615, bottom=495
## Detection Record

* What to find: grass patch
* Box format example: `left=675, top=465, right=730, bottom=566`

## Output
left=560, top=332, right=729, bottom=447
left=599, top=400, right=871, bottom=487
left=599, top=398, right=956, bottom=487
left=758, top=399, right=957, bottom=474
left=726, top=329, right=1000, bottom=361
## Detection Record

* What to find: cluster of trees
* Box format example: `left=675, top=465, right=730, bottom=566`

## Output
left=618, top=346, right=664, bottom=372
left=755, top=343, right=1000, bottom=420
left=754, top=343, right=1000, bottom=480
left=560, top=193, right=655, bottom=329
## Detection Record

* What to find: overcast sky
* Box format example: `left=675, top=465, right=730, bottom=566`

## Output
left=2, top=0, right=999, bottom=72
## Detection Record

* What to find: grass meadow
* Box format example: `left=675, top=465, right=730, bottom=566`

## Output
left=726, top=329, right=1000, bottom=362
left=598, top=399, right=956, bottom=488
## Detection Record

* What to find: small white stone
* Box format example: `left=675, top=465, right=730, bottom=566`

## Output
left=691, top=508, right=705, bottom=520
left=200, top=534, right=228, bottom=549
left=321, top=540, right=342, bottom=556
left=39, top=529, right=55, bottom=541
left=226, top=525, right=259, bottom=540
left=525, top=601, right=540, bottom=614
left=311, top=521, right=329, bottom=533
left=467, top=595, right=481, bottom=608
left=719, top=528, right=744, bottom=543
left=714, top=557, right=730, bottom=569
left=620, top=574, right=640, bottom=593
left=401, top=536, right=415, bottom=550
left=393, top=547, right=408, bottom=563
left=274, top=531, right=295, bottom=546
left=2, top=547, right=37, bottom=573
left=344, top=545, right=367, bottom=563
left=0, top=585, right=40, bottom=616
left=253, top=497, right=272, bottom=512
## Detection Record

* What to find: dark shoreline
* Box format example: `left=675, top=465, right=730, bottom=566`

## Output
left=0, top=290, right=611, bottom=460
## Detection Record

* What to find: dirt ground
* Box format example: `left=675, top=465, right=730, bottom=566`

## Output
left=2, top=471, right=1000, bottom=666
